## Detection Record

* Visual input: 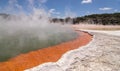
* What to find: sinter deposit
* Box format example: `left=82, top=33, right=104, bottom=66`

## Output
left=25, top=30, right=120, bottom=71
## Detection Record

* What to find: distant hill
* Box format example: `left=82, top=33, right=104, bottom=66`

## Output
left=52, top=13, right=120, bottom=25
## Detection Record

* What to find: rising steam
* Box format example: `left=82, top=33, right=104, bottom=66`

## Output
left=0, top=0, right=78, bottom=62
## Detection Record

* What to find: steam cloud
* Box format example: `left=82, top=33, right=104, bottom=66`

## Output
left=0, top=0, right=77, bottom=61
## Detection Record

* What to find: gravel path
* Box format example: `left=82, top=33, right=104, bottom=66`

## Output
left=25, top=30, right=120, bottom=71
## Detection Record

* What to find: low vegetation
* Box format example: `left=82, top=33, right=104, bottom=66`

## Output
left=51, top=12, right=120, bottom=25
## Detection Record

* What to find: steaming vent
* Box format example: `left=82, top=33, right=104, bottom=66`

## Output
left=0, top=1, right=78, bottom=62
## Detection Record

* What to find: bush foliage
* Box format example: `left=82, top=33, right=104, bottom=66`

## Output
left=51, top=13, right=120, bottom=25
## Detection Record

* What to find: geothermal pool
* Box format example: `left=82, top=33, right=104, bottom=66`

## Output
left=0, top=13, right=79, bottom=62
left=0, top=25, right=78, bottom=62
left=0, top=8, right=91, bottom=71
left=0, top=31, right=92, bottom=71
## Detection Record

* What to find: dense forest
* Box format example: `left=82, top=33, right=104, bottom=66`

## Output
left=52, top=13, right=120, bottom=25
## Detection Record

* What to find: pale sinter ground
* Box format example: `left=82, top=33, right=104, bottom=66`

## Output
left=25, top=26, right=120, bottom=71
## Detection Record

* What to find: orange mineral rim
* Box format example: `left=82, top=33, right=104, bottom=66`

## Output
left=0, top=31, right=92, bottom=71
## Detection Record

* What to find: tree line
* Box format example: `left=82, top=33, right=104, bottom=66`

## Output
left=51, top=13, right=120, bottom=25
left=0, top=13, right=120, bottom=25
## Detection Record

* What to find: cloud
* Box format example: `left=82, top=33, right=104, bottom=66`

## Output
left=99, top=7, right=112, bottom=11
left=49, top=9, right=55, bottom=13
left=114, top=9, right=118, bottom=12
left=38, top=0, right=47, bottom=3
left=3, top=0, right=23, bottom=14
left=81, top=0, right=92, bottom=4
left=65, top=7, right=76, bottom=18
left=28, top=0, right=47, bottom=7
left=49, top=9, right=60, bottom=15
left=86, top=11, right=90, bottom=14
left=28, top=0, right=34, bottom=5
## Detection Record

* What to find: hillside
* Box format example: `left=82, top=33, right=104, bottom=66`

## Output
left=52, top=13, right=120, bottom=25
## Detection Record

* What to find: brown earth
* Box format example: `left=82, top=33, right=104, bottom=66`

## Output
left=0, top=31, right=92, bottom=71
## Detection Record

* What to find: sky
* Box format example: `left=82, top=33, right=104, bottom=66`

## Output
left=0, top=0, right=120, bottom=18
